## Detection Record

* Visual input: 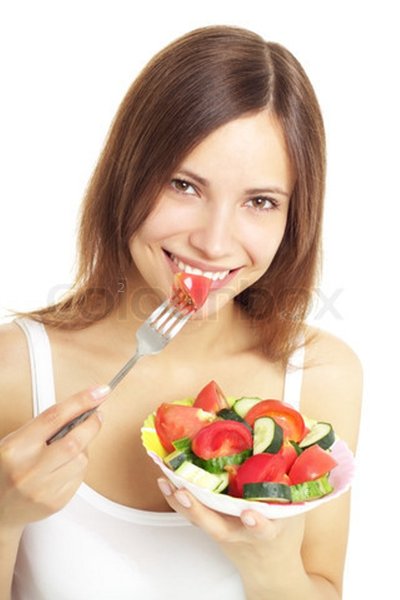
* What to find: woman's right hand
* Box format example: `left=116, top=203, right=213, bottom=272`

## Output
left=0, top=384, right=110, bottom=532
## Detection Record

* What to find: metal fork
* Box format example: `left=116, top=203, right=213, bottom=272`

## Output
left=46, top=293, right=195, bottom=444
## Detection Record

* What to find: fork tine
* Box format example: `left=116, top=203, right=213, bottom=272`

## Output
left=156, top=305, right=193, bottom=336
left=166, top=312, right=192, bottom=337
left=153, top=304, right=177, bottom=329
left=146, top=299, right=170, bottom=324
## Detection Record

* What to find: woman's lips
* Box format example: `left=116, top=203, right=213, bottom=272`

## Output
left=163, top=250, right=240, bottom=291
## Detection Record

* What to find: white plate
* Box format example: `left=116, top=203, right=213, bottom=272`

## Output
left=146, top=439, right=355, bottom=519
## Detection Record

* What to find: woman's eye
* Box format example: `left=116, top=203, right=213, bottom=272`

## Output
left=171, top=178, right=196, bottom=195
left=245, top=196, right=278, bottom=211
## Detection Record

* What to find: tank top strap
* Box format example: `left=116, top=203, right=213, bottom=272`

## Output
left=282, top=342, right=305, bottom=411
left=15, top=317, right=56, bottom=416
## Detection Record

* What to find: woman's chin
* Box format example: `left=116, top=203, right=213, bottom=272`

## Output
left=190, top=296, right=234, bottom=322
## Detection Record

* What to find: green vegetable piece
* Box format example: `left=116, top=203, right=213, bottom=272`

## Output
left=164, top=449, right=192, bottom=471
left=174, top=461, right=229, bottom=492
left=232, top=397, right=263, bottom=418
left=243, top=482, right=292, bottom=503
left=290, top=474, right=333, bottom=502
left=299, top=422, right=335, bottom=450
left=253, top=417, right=283, bottom=454
left=193, top=449, right=251, bottom=473
left=172, top=437, right=192, bottom=451
left=217, top=408, right=252, bottom=431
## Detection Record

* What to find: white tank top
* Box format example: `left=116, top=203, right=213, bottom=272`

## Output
left=12, top=318, right=304, bottom=600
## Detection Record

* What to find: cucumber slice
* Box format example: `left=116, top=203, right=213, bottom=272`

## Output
left=193, top=449, right=251, bottom=473
left=290, top=474, right=333, bottom=502
left=253, top=417, right=283, bottom=454
left=164, top=449, right=192, bottom=470
left=172, top=437, right=192, bottom=451
left=299, top=422, right=335, bottom=450
left=232, top=397, right=263, bottom=418
left=243, top=482, right=292, bottom=503
left=216, top=408, right=252, bottom=431
left=174, top=461, right=229, bottom=492
left=289, top=440, right=303, bottom=455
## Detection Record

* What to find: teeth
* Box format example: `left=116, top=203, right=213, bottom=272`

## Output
left=171, top=254, right=230, bottom=281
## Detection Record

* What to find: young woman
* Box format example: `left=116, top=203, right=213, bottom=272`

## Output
left=0, top=26, right=362, bottom=599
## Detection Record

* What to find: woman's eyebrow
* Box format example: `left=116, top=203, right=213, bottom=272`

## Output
left=177, top=168, right=290, bottom=198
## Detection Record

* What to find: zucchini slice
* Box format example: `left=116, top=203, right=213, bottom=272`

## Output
left=299, top=422, right=335, bottom=450
left=172, top=437, right=192, bottom=451
left=164, top=449, right=192, bottom=471
left=193, top=449, right=251, bottom=473
left=217, top=408, right=252, bottom=431
left=243, top=482, right=292, bottom=503
left=232, top=397, right=262, bottom=418
left=290, top=474, right=333, bottom=502
left=174, top=461, right=229, bottom=492
left=289, top=440, right=303, bottom=456
left=253, top=417, right=283, bottom=454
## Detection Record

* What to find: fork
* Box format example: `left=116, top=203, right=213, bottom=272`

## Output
left=46, top=291, right=195, bottom=444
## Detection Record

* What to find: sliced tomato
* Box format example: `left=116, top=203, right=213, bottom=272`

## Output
left=191, top=420, right=252, bottom=460
left=288, top=444, right=338, bottom=485
left=229, top=453, right=287, bottom=498
left=244, top=400, right=306, bottom=442
left=225, top=464, right=241, bottom=497
left=173, top=273, right=212, bottom=310
left=277, top=441, right=298, bottom=471
left=193, top=380, right=229, bottom=413
left=155, top=403, right=214, bottom=453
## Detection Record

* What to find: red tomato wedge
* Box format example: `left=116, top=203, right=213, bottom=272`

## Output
left=193, top=380, right=230, bottom=413
left=173, top=272, right=212, bottom=310
left=288, top=444, right=338, bottom=485
left=245, top=400, right=306, bottom=442
left=277, top=442, right=298, bottom=471
left=191, top=420, right=253, bottom=460
left=155, top=403, right=214, bottom=453
left=229, top=453, right=287, bottom=498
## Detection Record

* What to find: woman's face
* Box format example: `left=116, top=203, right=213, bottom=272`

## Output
left=129, top=110, right=295, bottom=317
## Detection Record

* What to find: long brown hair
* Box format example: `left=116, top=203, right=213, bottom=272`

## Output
left=18, top=25, right=326, bottom=363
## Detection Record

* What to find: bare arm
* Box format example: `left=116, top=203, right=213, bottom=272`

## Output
left=0, top=323, right=110, bottom=599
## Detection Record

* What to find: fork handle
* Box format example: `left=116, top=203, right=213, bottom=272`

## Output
left=47, top=351, right=142, bottom=445
left=107, top=349, right=142, bottom=390
left=46, top=407, right=98, bottom=444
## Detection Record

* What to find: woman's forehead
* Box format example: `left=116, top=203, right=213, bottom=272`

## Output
left=176, top=111, right=295, bottom=195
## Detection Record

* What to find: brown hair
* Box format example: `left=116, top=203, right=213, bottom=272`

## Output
left=18, top=25, right=326, bottom=363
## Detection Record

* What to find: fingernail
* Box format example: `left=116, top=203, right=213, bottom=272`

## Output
left=157, top=479, right=172, bottom=497
left=175, top=491, right=192, bottom=508
left=241, top=513, right=257, bottom=527
left=89, top=385, right=111, bottom=402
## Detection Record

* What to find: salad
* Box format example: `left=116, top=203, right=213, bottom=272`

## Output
left=171, top=271, right=212, bottom=310
left=144, top=380, right=342, bottom=505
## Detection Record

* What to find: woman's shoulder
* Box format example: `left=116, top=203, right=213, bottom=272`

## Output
left=0, top=321, right=33, bottom=438
left=304, top=325, right=362, bottom=371
left=301, top=326, right=363, bottom=451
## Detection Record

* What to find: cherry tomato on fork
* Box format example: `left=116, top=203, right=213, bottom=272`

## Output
left=172, top=273, right=212, bottom=310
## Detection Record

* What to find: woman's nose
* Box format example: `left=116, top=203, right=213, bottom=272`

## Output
left=188, top=204, right=236, bottom=259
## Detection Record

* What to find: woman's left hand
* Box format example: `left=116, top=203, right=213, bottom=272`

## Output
left=157, top=477, right=305, bottom=574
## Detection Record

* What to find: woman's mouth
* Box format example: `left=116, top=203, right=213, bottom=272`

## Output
left=163, top=251, right=240, bottom=291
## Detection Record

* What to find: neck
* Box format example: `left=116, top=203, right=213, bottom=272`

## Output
left=102, top=277, right=256, bottom=360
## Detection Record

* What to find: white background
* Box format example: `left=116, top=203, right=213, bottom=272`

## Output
left=1, top=1, right=399, bottom=597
